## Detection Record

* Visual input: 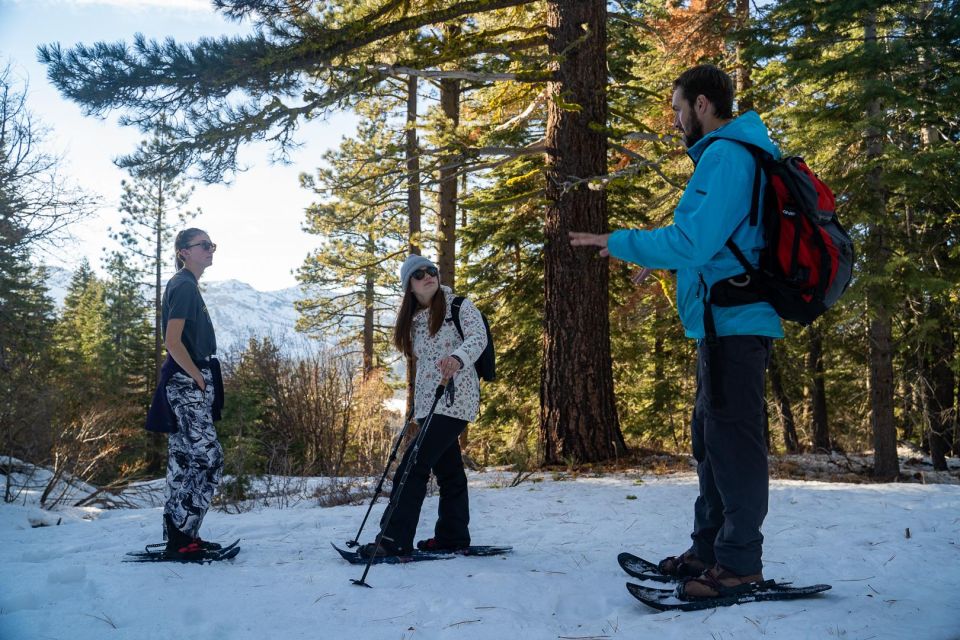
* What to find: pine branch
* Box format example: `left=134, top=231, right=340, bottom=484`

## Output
left=346, top=64, right=547, bottom=83
left=553, top=142, right=682, bottom=194
left=610, top=141, right=685, bottom=190
left=494, top=88, right=548, bottom=131
left=290, top=0, right=539, bottom=69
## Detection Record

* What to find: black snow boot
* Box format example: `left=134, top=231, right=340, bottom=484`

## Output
left=359, top=536, right=408, bottom=558
left=164, top=514, right=204, bottom=558
left=192, top=536, right=222, bottom=551
left=417, top=538, right=469, bottom=552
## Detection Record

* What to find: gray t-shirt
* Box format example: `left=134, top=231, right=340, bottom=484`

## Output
left=161, top=269, right=217, bottom=362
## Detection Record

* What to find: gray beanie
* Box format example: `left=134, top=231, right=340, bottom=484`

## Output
left=399, top=254, right=438, bottom=292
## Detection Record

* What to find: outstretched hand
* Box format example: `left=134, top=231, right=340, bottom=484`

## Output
left=569, top=231, right=611, bottom=258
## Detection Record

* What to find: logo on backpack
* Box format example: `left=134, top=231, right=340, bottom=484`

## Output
left=707, top=139, right=854, bottom=326
left=451, top=296, right=496, bottom=381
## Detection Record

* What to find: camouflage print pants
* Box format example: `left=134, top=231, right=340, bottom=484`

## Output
left=164, top=368, right=223, bottom=539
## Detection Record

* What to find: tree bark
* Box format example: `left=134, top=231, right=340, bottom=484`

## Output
left=406, top=75, right=422, bottom=257
left=405, top=74, right=422, bottom=417
left=807, top=324, right=830, bottom=452
left=153, top=177, right=164, bottom=391
left=768, top=345, right=799, bottom=453
left=955, top=368, right=960, bottom=456
left=437, top=25, right=461, bottom=291
left=914, top=11, right=953, bottom=467
left=541, top=0, right=626, bottom=464
left=864, top=11, right=899, bottom=481
left=925, top=300, right=954, bottom=471
left=363, top=260, right=375, bottom=378
left=734, top=0, right=753, bottom=114
left=149, top=176, right=166, bottom=476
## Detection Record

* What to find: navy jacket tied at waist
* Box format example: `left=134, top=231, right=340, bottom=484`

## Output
left=145, top=354, right=224, bottom=433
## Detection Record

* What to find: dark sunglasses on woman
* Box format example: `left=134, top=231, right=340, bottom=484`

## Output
left=185, top=240, right=217, bottom=252
left=412, top=266, right=439, bottom=280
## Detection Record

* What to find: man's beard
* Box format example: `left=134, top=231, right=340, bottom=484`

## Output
left=682, top=111, right=704, bottom=148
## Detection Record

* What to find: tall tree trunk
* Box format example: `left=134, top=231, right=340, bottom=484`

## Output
left=405, top=74, right=422, bottom=417
left=362, top=258, right=375, bottom=378
left=863, top=11, right=899, bottom=480
left=541, top=0, right=626, bottom=464
left=154, top=178, right=164, bottom=389
left=807, top=324, right=830, bottom=452
left=406, top=75, right=422, bottom=257
left=768, top=345, right=799, bottom=453
left=903, top=382, right=916, bottom=440
left=734, top=0, right=753, bottom=114
left=149, top=179, right=166, bottom=476
left=914, top=14, right=953, bottom=468
left=926, top=300, right=954, bottom=471
left=437, top=25, right=461, bottom=291
left=955, top=369, right=960, bottom=456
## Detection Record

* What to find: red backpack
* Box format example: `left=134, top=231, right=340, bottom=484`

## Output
left=705, top=139, right=854, bottom=329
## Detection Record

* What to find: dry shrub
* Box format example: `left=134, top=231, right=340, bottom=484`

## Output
left=40, top=403, right=141, bottom=508
left=344, top=370, right=399, bottom=476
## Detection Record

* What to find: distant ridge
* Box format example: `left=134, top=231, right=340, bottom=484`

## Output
left=44, top=267, right=307, bottom=353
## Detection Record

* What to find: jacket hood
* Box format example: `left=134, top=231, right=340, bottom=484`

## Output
left=687, top=111, right=780, bottom=163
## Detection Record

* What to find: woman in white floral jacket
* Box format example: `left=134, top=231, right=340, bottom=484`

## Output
left=360, top=255, right=488, bottom=558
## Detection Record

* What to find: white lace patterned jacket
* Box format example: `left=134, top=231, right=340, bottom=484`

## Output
left=411, top=286, right=487, bottom=423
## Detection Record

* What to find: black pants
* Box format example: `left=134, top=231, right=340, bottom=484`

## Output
left=379, top=414, right=470, bottom=551
left=690, top=335, right=772, bottom=576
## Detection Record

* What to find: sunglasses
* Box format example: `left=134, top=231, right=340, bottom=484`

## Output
left=411, top=266, right=438, bottom=281
left=185, top=241, right=217, bottom=252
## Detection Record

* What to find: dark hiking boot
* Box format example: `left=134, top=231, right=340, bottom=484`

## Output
left=164, top=514, right=204, bottom=558
left=678, top=564, right=767, bottom=600
left=193, top=537, right=222, bottom=551
left=358, top=537, right=408, bottom=558
left=165, top=540, right=206, bottom=559
left=416, top=538, right=469, bottom=552
left=657, top=548, right=708, bottom=578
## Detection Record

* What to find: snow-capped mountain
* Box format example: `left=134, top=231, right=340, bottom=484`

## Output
left=43, top=267, right=314, bottom=353
left=200, top=279, right=308, bottom=353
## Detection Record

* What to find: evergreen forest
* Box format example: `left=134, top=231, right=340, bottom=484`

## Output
left=3, top=0, right=958, bottom=505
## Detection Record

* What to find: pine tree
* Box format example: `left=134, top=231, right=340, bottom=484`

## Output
left=41, top=0, right=635, bottom=463
left=0, top=242, right=58, bottom=464
left=0, top=62, right=91, bottom=469
left=752, top=0, right=960, bottom=477
left=54, top=261, right=113, bottom=412
left=111, top=121, right=199, bottom=386
left=296, top=110, right=408, bottom=376
left=102, top=253, right=154, bottom=398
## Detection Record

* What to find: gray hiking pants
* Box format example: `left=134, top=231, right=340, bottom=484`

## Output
left=690, top=335, right=772, bottom=576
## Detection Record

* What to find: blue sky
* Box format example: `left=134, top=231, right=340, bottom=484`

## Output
left=0, top=0, right=356, bottom=291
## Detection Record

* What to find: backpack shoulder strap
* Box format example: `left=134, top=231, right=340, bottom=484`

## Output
left=451, top=296, right=465, bottom=339
left=701, top=136, right=765, bottom=227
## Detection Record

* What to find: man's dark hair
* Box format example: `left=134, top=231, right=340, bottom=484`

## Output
left=673, top=65, right=735, bottom=120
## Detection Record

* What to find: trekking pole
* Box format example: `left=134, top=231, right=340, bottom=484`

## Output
left=351, top=379, right=450, bottom=588
left=345, top=403, right=417, bottom=548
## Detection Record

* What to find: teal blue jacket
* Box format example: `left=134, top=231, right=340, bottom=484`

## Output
left=607, top=111, right=784, bottom=340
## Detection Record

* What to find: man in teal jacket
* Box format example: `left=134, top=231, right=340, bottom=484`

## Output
left=571, top=65, right=781, bottom=600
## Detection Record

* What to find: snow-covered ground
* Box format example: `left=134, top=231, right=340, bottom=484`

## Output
left=2, top=464, right=959, bottom=640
